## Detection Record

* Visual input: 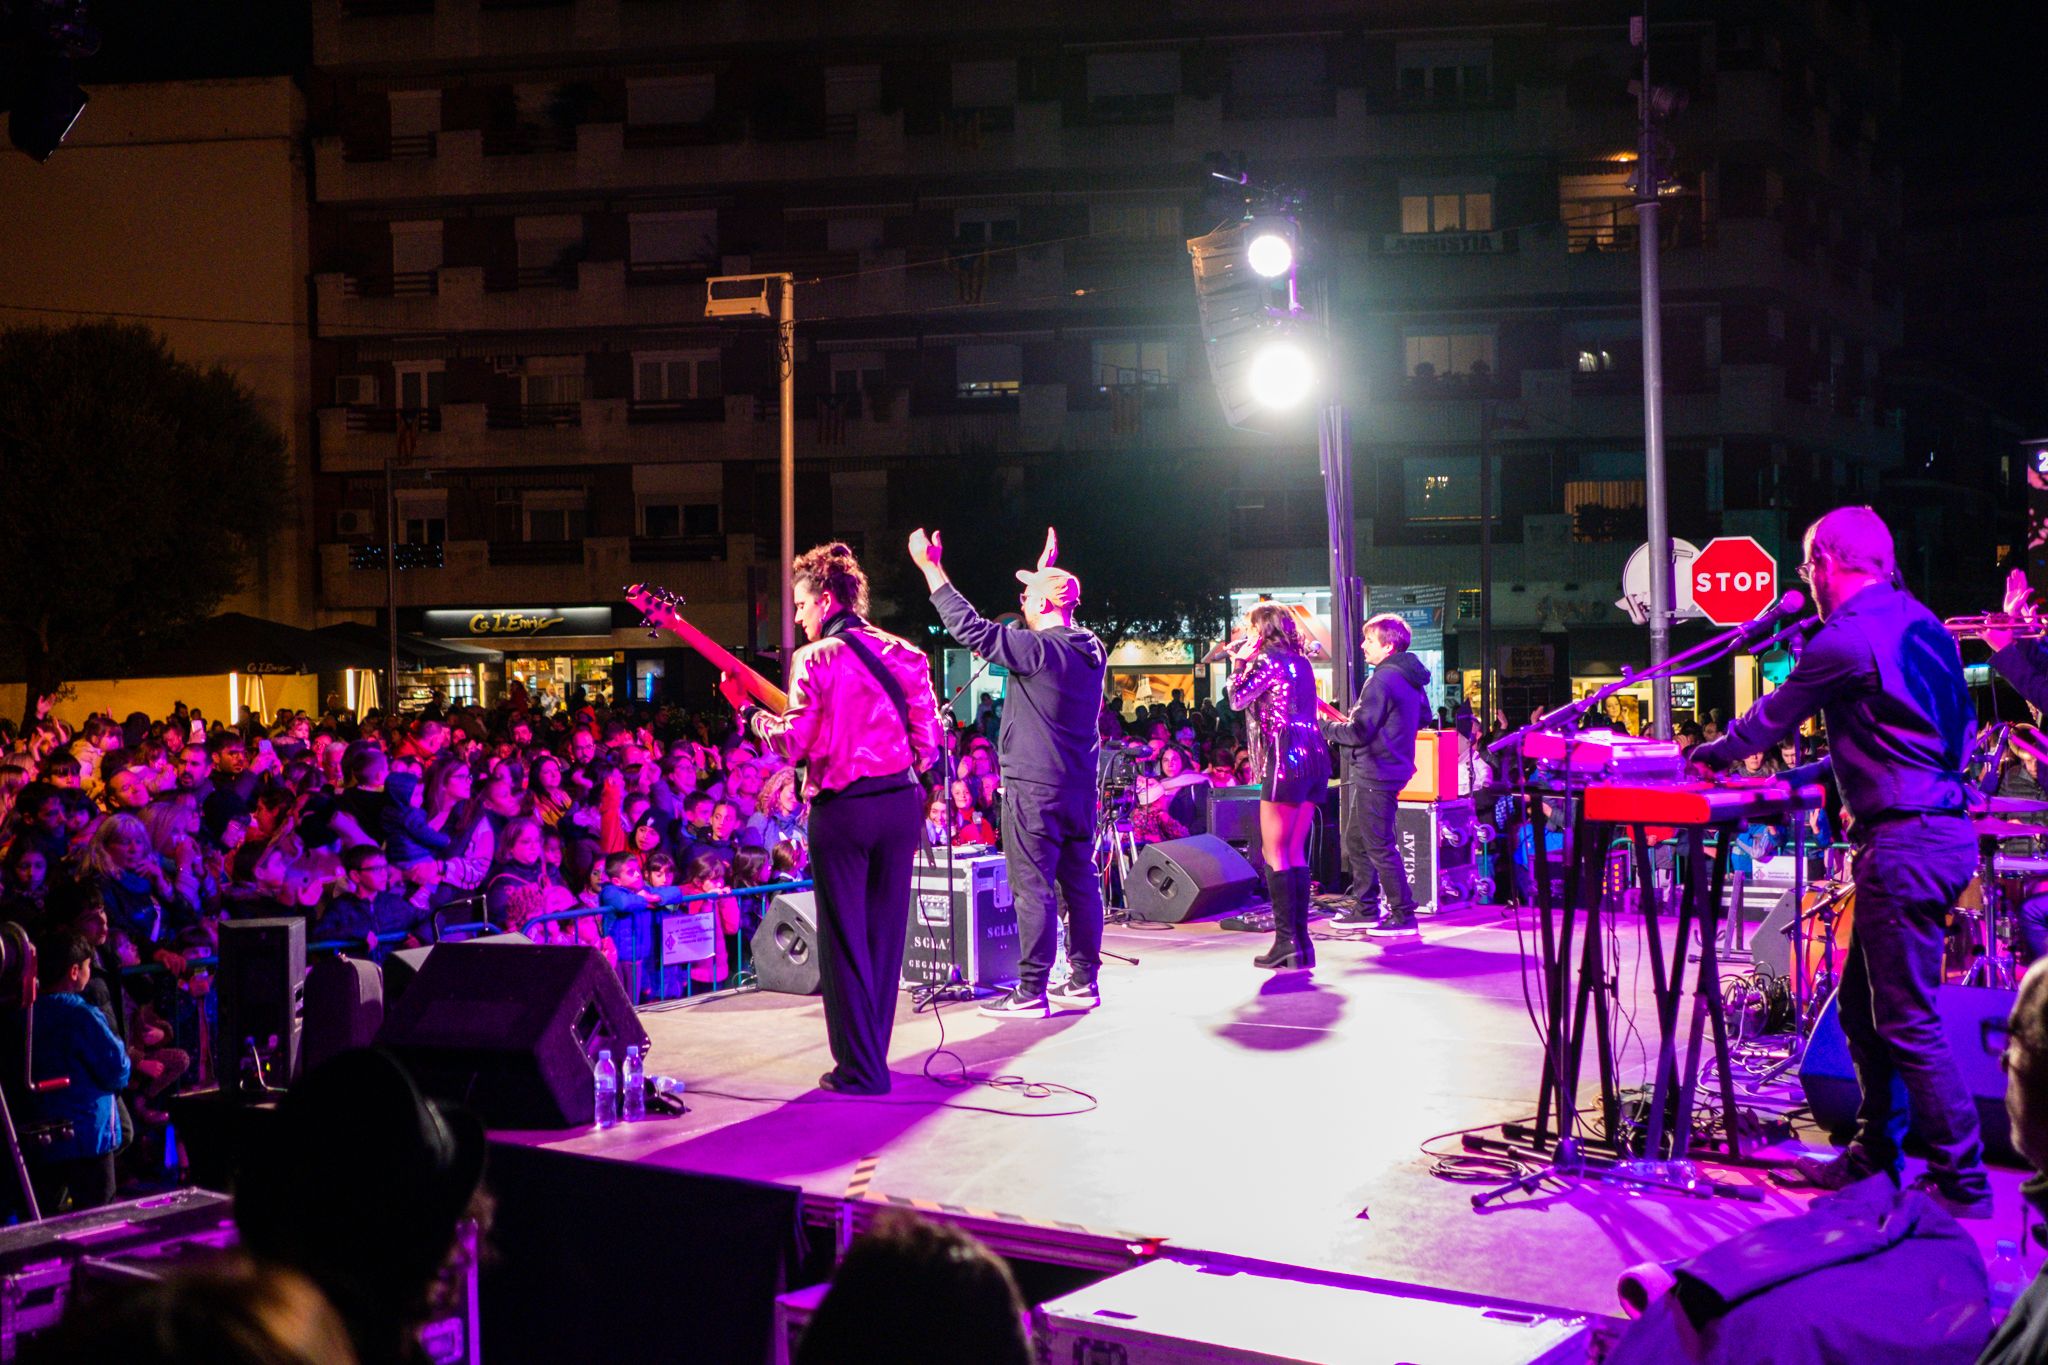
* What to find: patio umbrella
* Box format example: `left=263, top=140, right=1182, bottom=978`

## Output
left=137, top=613, right=372, bottom=678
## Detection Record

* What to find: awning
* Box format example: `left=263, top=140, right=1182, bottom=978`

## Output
left=135, top=614, right=372, bottom=678
left=317, top=622, right=502, bottom=669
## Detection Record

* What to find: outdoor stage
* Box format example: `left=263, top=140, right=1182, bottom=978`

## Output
left=496, top=901, right=2037, bottom=1333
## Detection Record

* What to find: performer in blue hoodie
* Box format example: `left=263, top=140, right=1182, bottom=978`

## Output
left=1320, top=613, right=1433, bottom=938
left=911, top=527, right=1110, bottom=1016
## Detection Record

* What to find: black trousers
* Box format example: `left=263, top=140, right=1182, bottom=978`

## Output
left=1003, top=779, right=1103, bottom=996
left=31, top=1152, right=114, bottom=1215
left=808, top=779, right=922, bottom=1092
left=1839, top=815, right=1985, bottom=1188
left=1341, top=782, right=1416, bottom=916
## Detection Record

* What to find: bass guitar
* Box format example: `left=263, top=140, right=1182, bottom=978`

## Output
left=624, top=583, right=789, bottom=714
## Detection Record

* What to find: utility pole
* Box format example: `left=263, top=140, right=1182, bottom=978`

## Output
left=384, top=455, right=398, bottom=713
left=1633, top=9, right=1675, bottom=741
left=707, top=271, right=797, bottom=670
left=1479, top=403, right=1496, bottom=729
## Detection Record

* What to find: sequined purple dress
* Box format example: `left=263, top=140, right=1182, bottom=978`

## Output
left=1228, top=648, right=1332, bottom=803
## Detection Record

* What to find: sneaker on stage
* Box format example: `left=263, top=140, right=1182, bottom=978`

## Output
left=1767, top=1151, right=1894, bottom=1193
left=980, top=987, right=1051, bottom=1018
left=1327, top=904, right=1382, bottom=930
left=1366, top=910, right=1421, bottom=939
left=1910, top=1172, right=1994, bottom=1221
left=1047, top=974, right=1100, bottom=1012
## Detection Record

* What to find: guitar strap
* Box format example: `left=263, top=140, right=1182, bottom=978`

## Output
left=838, top=629, right=921, bottom=769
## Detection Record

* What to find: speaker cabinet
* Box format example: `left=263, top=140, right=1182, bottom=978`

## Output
left=383, top=931, right=532, bottom=1005
left=377, top=941, right=649, bottom=1129
left=301, top=955, right=383, bottom=1076
left=1125, top=835, right=1261, bottom=923
left=216, top=918, right=306, bottom=1097
left=1800, top=984, right=2022, bottom=1167
left=752, top=892, right=821, bottom=995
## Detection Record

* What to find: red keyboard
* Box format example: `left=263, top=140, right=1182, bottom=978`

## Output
left=1581, top=778, right=1826, bottom=827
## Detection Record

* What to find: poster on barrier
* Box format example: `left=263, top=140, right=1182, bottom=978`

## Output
left=660, top=911, right=717, bottom=965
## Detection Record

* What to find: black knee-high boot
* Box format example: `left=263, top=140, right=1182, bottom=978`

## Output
left=1255, top=869, right=1308, bottom=970
left=1289, top=867, right=1315, bottom=968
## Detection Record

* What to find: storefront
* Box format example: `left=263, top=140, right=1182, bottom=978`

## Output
left=1219, top=586, right=1337, bottom=703
left=1566, top=673, right=1704, bottom=732
left=1105, top=639, right=1199, bottom=720
left=414, top=607, right=622, bottom=711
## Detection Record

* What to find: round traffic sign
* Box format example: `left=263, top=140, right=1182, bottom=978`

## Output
left=1689, top=536, right=1778, bottom=626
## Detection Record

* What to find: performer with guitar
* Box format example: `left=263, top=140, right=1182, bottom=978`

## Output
left=909, top=526, right=1109, bottom=1017
left=636, top=546, right=941, bottom=1095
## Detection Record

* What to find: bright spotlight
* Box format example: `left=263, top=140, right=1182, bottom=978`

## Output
left=1247, top=232, right=1293, bottom=278
left=1248, top=342, right=1314, bottom=410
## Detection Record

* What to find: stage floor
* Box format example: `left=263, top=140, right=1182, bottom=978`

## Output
left=499, top=903, right=2038, bottom=1321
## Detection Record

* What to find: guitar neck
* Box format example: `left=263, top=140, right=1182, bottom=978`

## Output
left=645, top=606, right=789, bottom=713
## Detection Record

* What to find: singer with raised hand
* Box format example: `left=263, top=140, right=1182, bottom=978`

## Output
left=910, top=526, right=1110, bottom=1017
left=1224, top=603, right=1332, bottom=971
left=1689, top=506, right=1991, bottom=1218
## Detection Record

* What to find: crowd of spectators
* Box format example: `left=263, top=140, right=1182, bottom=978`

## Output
left=0, top=691, right=830, bottom=1209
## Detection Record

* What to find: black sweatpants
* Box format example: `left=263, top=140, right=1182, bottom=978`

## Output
left=808, top=778, right=922, bottom=1092
left=1004, top=779, right=1104, bottom=996
left=1341, top=782, right=1417, bottom=916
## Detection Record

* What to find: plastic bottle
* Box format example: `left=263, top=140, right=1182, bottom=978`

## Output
left=1989, top=1239, right=2025, bottom=1326
left=622, top=1045, right=646, bottom=1123
left=594, top=1049, right=618, bottom=1130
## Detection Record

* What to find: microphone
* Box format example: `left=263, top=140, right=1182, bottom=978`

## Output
left=1733, top=590, right=1809, bottom=646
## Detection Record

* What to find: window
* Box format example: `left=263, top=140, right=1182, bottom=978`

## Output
left=641, top=503, right=719, bottom=538
left=826, top=216, right=885, bottom=253
left=825, top=66, right=881, bottom=120
left=515, top=214, right=583, bottom=269
left=1093, top=339, right=1178, bottom=387
left=389, top=221, right=443, bottom=276
left=1396, top=42, right=1492, bottom=105
left=955, top=342, right=1022, bottom=399
left=1560, top=170, right=1636, bottom=251
left=952, top=60, right=1016, bottom=109
left=626, top=75, right=715, bottom=127
left=520, top=355, right=585, bottom=407
left=523, top=489, right=587, bottom=542
left=1567, top=322, right=1642, bottom=380
left=633, top=351, right=721, bottom=401
left=628, top=211, right=715, bottom=265
left=830, top=352, right=885, bottom=395
left=955, top=208, right=1018, bottom=245
left=1400, top=190, right=1493, bottom=234
left=1404, top=331, right=1496, bottom=381
left=393, top=362, right=444, bottom=411
left=1402, top=456, right=1492, bottom=523
left=1091, top=201, right=1183, bottom=239
left=396, top=489, right=446, bottom=546
left=1085, top=49, right=1179, bottom=122
left=1226, top=43, right=1330, bottom=118
left=388, top=90, right=440, bottom=138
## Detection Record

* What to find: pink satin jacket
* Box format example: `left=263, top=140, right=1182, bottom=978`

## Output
left=758, top=619, right=943, bottom=796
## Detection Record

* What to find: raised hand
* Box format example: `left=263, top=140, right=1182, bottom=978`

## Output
left=2006, top=567, right=2037, bottom=622
left=1038, top=526, right=1059, bottom=570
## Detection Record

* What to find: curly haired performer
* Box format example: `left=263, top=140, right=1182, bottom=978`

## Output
left=1225, top=603, right=1332, bottom=971
left=750, top=543, right=942, bottom=1095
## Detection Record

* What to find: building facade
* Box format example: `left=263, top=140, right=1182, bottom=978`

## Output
left=308, top=0, right=1903, bottom=719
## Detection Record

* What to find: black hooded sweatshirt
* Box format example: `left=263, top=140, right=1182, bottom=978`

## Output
left=1321, top=651, right=1432, bottom=790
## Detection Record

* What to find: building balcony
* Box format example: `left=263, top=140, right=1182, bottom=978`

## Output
left=317, top=534, right=755, bottom=612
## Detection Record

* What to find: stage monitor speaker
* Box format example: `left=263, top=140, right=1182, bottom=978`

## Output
left=377, top=941, right=649, bottom=1129
left=1125, top=835, right=1260, bottom=924
left=1800, top=984, right=2022, bottom=1167
left=383, top=931, right=532, bottom=1005
left=301, top=955, right=383, bottom=1076
left=752, top=892, right=821, bottom=995
left=216, top=918, right=305, bottom=1098
left=1205, top=787, right=1261, bottom=847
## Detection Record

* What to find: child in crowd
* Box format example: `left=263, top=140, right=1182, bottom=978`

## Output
left=28, top=929, right=130, bottom=1213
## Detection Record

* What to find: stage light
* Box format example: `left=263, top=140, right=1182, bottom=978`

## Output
left=1247, top=231, right=1293, bottom=278
left=1247, top=342, right=1314, bottom=411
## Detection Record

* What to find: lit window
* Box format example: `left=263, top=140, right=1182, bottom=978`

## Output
left=1400, top=191, right=1493, bottom=234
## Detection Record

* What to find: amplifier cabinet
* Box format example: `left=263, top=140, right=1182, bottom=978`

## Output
left=902, top=853, right=1019, bottom=989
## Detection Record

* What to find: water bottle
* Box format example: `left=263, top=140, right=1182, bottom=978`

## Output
left=1989, top=1239, right=2026, bottom=1326
left=622, top=1045, right=646, bottom=1123
left=593, top=1049, right=618, bottom=1129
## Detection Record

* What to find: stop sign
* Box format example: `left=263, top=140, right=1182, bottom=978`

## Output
left=1689, top=536, right=1778, bottom=626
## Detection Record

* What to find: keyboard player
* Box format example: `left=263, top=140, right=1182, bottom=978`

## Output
left=1688, top=506, right=1990, bottom=1219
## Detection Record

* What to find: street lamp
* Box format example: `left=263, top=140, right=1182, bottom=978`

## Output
left=708, top=272, right=797, bottom=670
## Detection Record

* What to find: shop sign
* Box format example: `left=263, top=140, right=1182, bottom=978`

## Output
left=424, top=607, right=612, bottom=639
left=1499, top=644, right=1554, bottom=679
